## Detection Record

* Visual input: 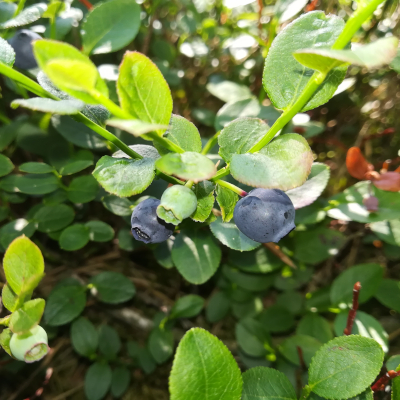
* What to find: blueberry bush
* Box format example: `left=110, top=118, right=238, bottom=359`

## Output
left=1, top=0, right=400, bottom=398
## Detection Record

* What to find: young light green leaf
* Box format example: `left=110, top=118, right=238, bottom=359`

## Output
left=171, top=230, right=221, bottom=284
left=218, top=118, right=270, bottom=163
left=90, top=271, right=136, bottom=304
left=154, top=114, right=202, bottom=155
left=308, top=336, right=384, bottom=399
left=0, top=154, right=14, bottom=177
left=107, top=119, right=169, bottom=137
left=9, top=298, right=45, bottom=334
left=71, top=317, right=99, bottom=357
left=59, top=224, right=90, bottom=250
left=169, top=328, right=243, bottom=400
left=33, top=39, right=109, bottom=104
left=191, top=181, right=215, bottom=222
left=84, top=362, right=112, bottom=400
left=34, top=204, right=74, bottom=233
left=11, top=98, right=85, bottom=115
left=0, top=3, right=47, bottom=28
left=0, top=328, right=13, bottom=357
left=44, top=284, right=86, bottom=326
left=286, top=163, right=330, bottom=209
left=242, top=367, right=297, bottom=400
left=155, top=152, right=216, bottom=183
left=264, top=11, right=346, bottom=111
left=148, top=328, right=174, bottom=364
left=117, top=52, right=172, bottom=132
left=3, top=236, right=44, bottom=296
left=0, top=37, right=15, bottom=67
left=2, top=284, right=19, bottom=312
left=274, top=0, right=308, bottom=23
left=169, top=295, right=205, bottom=320
left=231, top=134, right=313, bottom=190
left=294, top=37, right=399, bottom=73
left=375, top=279, right=400, bottom=312
left=210, top=217, right=260, bottom=252
left=93, top=156, right=155, bottom=197
left=81, top=0, right=140, bottom=55
left=216, top=184, right=238, bottom=222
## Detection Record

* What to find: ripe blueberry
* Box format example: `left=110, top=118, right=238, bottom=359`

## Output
left=10, top=325, right=49, bottom=363
left=234, top=188, right=295, bottom=243
left=131, top=198, right=174, bottom=244
left=157, top=185, right=197, bottom=225
left=8, top=30, right=41, bottom=70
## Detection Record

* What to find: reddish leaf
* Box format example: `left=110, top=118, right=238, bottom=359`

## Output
left=372, top=172, right=400, bottom=192
left=346, top=147, right=372, bottom=180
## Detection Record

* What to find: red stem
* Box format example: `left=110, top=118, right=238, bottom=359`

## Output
left=372, top=370, right=400, bottom=391
left=297, top=346, right=306, bottom=370
left=78, top=0, right=93, bottom=10
left=344, top=282, right=361, bottom=335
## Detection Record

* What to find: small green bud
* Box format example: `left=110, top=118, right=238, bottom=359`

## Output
left=157, top=185, right=197, bottom=225
left=10, top=325, right=49, bottom=363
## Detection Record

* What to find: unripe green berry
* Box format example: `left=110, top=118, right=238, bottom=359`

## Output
left=10, top=325, right=49, bottom=363
left=157, top=185, right=197, bottom=225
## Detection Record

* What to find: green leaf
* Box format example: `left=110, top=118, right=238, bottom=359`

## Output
left=0, top=121, right=19, bottom=151
left=391, top=48, right=400, bottom=73
left=93, top=156, right=155, bottom=197
left=81, top=0, right=140, bottom=55
left=0, top=328, right=13, bottom=357
left=52, top=115, right=107, bottom=150
left=67, top=175, right=98, bottom=203
left=148, top=327, right=174, bottom=364
left=169, top=295, right=205, bottom=320
left=286, top=163, right=330, bottom=209
left=11, top=98, right=85, bottom=115
left=0, top=37, right=15, bottom=67
left=330, top=263, right=383, bottom=306
left=216, top=184, right=238, bottom=223
left=228, top=247, right=283, bottom=273
left=223, top=264, right=274, bottom=292
left=334, top=311, right=388, bottom=353
left=309, top=388, right=373, bottom=400
left=210, top=217, right=260, bottom=251
left=0, top=219, right=37, bottom=249
left=236, top=318, right=271, bottom=357
left=190, top=181, right=215, bottom=222
left=206, top=291, right=230, bottom=323
left=99, top=325, right=121, bottom=360
left=59, top=224, right=90, bottom=251
left=0, top=3, right=47, bottom=28
left=71, top=317, right=99, bottom=357
left=102, top=195, right=133, bottom=216
left=33, top=39, right=108, bottom=104
left=113, top=144, right=161, bottom=160
left=90, top=271, right=136, bottom=304
left=294, top=37, right=399, bottom=73
left=296, top=313, right=333, bottom=343
left=387, top=355, right=400, bottom=371
left=9, top=298, right=45, bottom=334
left=59, top=160, right=93, bottom=176
left=274, top=0, right=309, bottom=23
left=107, top=119, right=169, bottom=137
left=169, top=328, right=243, bottom=400
left=42, top=1, right=65, bottom=19
left=118, top=229, right=137, bottom=251
left=85, top=221, right=114, bottom=242
left=264, top=11, right=346, bottom=112
left=19, top=162, right=54, bottom=174
left=2, top=284, right=19, bottom=312
left=153, top=239, right=174, bottom=269
left=279, top=334, right=322, bottom=367
left=156, top=152, right=216, bottom=183
left=44, top=284, right=86, bottom=326
left=206, top=80, right=252, bottom=103
left=154, top=114, right=202, bottom=155
left=375, top=279, right=400, bottom=312
left=3, top=236, right=44, bottom=295
left=1, top=173, right=60, bottom=195
left=308, top=336, right=384, bottom=399
left=242, top=367, right=297, bottom=400
left=0, top=154, right=14, bottom=177
left=218, top=118, right=269, bottom=163
left=294, top=226, right=346, bottom=265
left=111, top=366, right=130, bottom=398
left=117, top=52, right=172, bottom=131
left=34, top=204, right=74, bottom=233
left=258, top=305, right=295, bottom=333
left=231, top=134, right=313, bottom=190
left=171, top=230, right=221, bottom=284
left=370, top=220, right=400, bottom=246
left=84, top=362, right=112, bottom=400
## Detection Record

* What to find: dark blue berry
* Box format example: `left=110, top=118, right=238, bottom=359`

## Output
left=234, top=188, right=295, bottom=243
left=8, top=30, right=41, bottom=70
left=131, top=198, right=174, bottom=244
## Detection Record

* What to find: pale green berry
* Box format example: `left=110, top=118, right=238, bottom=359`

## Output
left=157, top=185, right=197, bottom=225
left=10, top=325, right=49, bottom=363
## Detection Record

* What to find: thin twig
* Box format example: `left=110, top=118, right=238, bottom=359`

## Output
left=297, top=346, right=306, bottom=370
left=344, top=281, right=361, bottom=335
left=372, top=370, right=400, bottom=392
left=263, top=243, right=297, bottom=269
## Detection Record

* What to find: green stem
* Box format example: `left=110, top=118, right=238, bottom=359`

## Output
left=0, top=112, right=11, bottom=124
left=185, top=179, right=194, bottom=188
left=146, top=131, right=185, bottom=154
left=0, top=316, right=10, bottom=326
left=201, top=131, right=220, bottom=155
left=300, top=385, right=312, bottom=400
left=215, top=179, right=247, bottom=197
left=210, top=166, right=231, bottom=182
left=14, top=0, right=26, bottom=16
left=50, top=17, right=57, bottom=40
